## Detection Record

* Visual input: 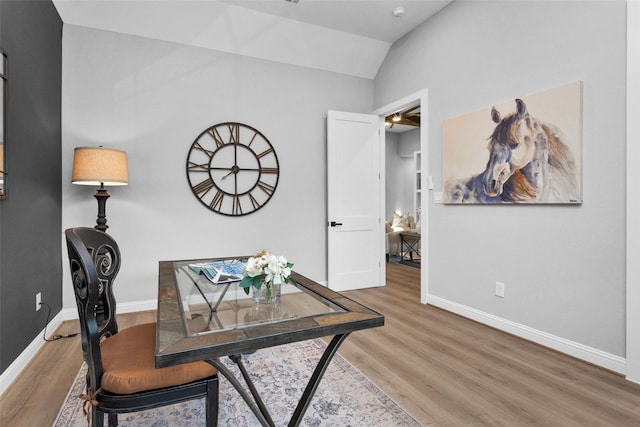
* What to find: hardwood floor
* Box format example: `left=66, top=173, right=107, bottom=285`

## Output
left=2, top=263, right=639, bottom=426
left=341, top=263, right=640, bottom=426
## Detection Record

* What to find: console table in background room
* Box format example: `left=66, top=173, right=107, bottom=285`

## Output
left=399, top=232, right=421, bottom=261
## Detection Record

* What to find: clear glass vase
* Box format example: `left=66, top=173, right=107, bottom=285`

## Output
left=252, top=281, right=281, bottom=304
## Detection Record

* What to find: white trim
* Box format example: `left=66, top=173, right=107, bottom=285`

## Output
left=373, top=88, right=430, bottom=305
left=626, top=0, right=640, bottom=384
left=116, top=299, right=158, bottom=314
left=428, top=295, right=626, bottom=374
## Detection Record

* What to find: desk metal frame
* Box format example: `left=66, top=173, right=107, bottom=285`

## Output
left=156, top=258, right=384, bottom=427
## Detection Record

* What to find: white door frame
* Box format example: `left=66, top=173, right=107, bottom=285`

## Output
left=626, top=1, right=639, bottom=384
left=373, top=88, right=429, bottom=304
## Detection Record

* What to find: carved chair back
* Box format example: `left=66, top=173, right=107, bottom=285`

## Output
left=65, top=227, right=121, bottom=393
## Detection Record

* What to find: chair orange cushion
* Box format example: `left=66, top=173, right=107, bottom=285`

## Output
left=100, top=322, right=217, bottom=394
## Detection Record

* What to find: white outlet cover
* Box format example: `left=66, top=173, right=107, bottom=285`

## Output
left=495, top=282, right=505, bottom=298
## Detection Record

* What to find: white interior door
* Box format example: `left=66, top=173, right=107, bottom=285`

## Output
left=327, top=110, right=382, bottom=291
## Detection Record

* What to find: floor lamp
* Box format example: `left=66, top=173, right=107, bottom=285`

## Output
left=72, top=146, right=129, bottom=232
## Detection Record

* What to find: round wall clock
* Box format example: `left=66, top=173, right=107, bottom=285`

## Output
left=186, top=122, right=280, bottom=216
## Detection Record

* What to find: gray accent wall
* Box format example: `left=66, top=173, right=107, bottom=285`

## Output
left=0, top=0, right=63, bottom=374
left=375, top=1, right=627, bottom=357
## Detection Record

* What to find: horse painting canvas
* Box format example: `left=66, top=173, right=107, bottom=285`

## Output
left=443, top=81, right=582, bottom=204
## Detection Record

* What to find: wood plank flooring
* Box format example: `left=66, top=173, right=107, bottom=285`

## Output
left=1, top=262, right=639, bottom=426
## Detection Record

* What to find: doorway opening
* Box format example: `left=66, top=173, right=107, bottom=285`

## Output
left=384, top=104, right=421, bottom=266
left=373, top=89, right=429, bottom=304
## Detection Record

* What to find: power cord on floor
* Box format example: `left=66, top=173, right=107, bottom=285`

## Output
left=40, top=301, right=79, bottom=342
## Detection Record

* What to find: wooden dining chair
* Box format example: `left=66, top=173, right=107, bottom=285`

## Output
left=65, top=227, right=219, bottom=426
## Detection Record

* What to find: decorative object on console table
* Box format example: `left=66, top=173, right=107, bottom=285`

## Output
left=72, top=146, right=129, bottom=232
left=240, top=250, right=293, bottom=303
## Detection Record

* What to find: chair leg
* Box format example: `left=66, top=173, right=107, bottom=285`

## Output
left=206, top=376, right=219, bottom=427
left=92, top=408, right=104, bottom=427
left=108, top=412, right=118, bottom=426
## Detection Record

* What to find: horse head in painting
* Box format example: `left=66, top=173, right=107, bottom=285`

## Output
left=480, top=99, right=576, bottom=203
left=482, top=99, right=540, bottom=198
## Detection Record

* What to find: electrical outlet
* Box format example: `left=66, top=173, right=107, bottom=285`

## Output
left=495, top=282, right=505, bottom=298
left=36, top=292, right=42, bottom=311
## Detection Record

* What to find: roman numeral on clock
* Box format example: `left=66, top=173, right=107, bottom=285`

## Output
left=257, top=181, right=275, bottom=195
left=188, top=161, right=209, bottom=172
left=232, top=195, right=242, bottom=215
left=193, top=178, right=214, bottom=196
left=193, top=142, right=214, bottom=157
left=210, top=190, right=224, bottom=211
left=256, top=148, right=273, bottom=159
left=208, top=128, right=226, bottom=147
left=228, top=123, right=240, bottom=144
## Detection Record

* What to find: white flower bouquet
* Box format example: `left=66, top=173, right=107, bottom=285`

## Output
left=240, top=250, right=294, bottom=296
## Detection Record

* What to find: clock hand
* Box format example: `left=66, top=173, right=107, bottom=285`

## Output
left=221, top=165, right=239, bottom=180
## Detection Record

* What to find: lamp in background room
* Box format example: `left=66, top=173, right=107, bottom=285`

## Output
left=72, top=146, right=128, bottom=232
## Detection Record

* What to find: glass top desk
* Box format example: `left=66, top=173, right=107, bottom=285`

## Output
left=155, top=257, right=384, bottom=427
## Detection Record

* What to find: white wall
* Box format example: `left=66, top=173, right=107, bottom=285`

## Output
left=375, top=0, right=627, bottom=359
left=384, top=130, right=419, bottom=218
left=61, top=25, right=373, bottom=308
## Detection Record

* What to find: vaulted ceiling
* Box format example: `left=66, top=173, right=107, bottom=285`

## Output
left=52, top=0, right=452, bottom=79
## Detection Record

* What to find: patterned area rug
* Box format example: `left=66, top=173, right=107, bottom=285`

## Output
left=54, top=339, right=420, bottom=426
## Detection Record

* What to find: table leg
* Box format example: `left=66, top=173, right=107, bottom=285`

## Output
left=205, top=333, right=350, bottom=427
left=288, top=333, right=350, bottom=427
left=205, top=358, right=274, bottom=426
left=229, top=354, right=275, bottom=426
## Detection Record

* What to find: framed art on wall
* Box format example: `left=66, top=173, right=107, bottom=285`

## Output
left=443, top=81, right=583, bottom=204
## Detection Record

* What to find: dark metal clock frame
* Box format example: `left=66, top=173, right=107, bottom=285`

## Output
left=186, top=122, right=280, bottom=216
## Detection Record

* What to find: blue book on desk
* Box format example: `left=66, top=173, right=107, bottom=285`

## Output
left=189, top=260, right=245, bottom=284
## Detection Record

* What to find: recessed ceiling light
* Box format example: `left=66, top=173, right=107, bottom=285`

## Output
left=392, top=7, right=405, bottom=18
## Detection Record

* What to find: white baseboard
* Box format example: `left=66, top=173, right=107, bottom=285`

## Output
left=428, top=295, right=626, bottom=375
left=0, top=299, right=158, bottom=397
left=116, top=299, right=158, bottom=314
left=0, top=310, right=66, bottom=397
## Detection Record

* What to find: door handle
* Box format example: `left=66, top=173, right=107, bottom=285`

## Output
left=329, top=221, right=343, bottom=227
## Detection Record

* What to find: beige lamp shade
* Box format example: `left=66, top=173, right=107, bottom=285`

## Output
left=72, top=147, right=129, bottom=186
